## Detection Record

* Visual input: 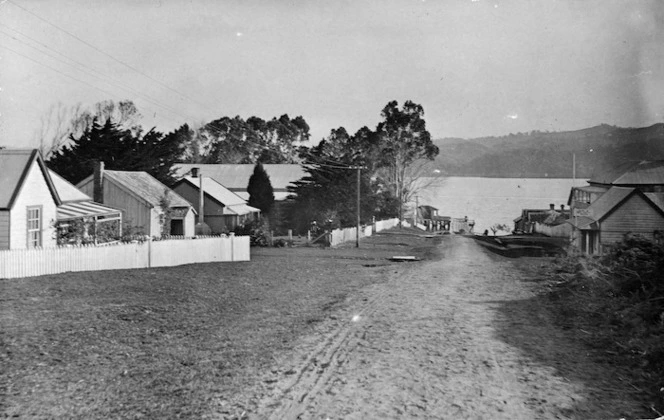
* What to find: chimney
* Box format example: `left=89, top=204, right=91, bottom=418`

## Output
left=560, top=204, right=565, bottom=212
left=191, top=167, right=199, bottom=178
left=93, top=161, right=104, bottom=203
left=549, top=203, right=555, bottom=210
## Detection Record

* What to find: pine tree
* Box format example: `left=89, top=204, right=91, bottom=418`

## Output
left=247, top=163, right=275, bottom=215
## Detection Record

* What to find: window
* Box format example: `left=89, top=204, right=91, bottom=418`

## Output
left=27, top=206, right=42, bottom=248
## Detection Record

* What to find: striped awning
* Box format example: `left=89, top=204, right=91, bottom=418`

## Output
left=57, top=201, right=122, bottom=221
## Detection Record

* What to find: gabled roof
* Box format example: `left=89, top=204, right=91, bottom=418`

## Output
left=178, top=176, right=246, bottom=206
left=644, top=193, right=664, bottom=213
left=175, top=177, right=260, bottom=216
left=78, top=170, right=192, bottom=209
left=566, top=216, right=598, bottom=230
left=0, top=149, right=61, bottom=209
left=570, top=187, right=664, bottom=230
left=585, top=186, right=635, bottom=221
left=49, top=170, right=90, bottom=203
left=589, top=160, right=664, bottom=186
left=173, top=163, right=306, bottom=193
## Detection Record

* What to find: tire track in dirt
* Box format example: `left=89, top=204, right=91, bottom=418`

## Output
left=253, top=260, right=401, bottom=419
left=250, top=235, right=634, bottom=419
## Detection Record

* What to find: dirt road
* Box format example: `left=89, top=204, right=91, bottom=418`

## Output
left=250, top=235, right=645, bottom=419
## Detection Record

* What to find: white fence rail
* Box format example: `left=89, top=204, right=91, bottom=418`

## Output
left=329, top=218, right=400, bottom=247
left=533, top=222, right=573, bottom=238
left=0, top=235, right=250, bottom=279
left=374, top=218, right=400, bottom=232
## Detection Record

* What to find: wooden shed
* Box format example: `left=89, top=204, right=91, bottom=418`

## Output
left=77, top=164, right=196, bottom=238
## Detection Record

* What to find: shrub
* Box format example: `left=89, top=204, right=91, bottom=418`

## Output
left=234, top=220, right=270, bottom=247
left=543, top=234, right=664, bottom=410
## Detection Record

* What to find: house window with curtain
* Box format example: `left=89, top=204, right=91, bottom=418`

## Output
left=27, top=206, right=42, bottom=248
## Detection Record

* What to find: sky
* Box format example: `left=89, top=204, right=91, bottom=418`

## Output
left=1, top=0, right=663, bottom=150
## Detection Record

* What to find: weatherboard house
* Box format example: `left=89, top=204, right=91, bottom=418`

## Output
left=172, top=163, right=306, bottom=231
left=77, top=163, right=196, bottom=238
left=0, top=149, right=122, bottom=250
left=567, top=161, right=664, bottom=254
left=172, top=175, right=260, bottom=233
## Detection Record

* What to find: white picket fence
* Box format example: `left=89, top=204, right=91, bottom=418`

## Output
left=329, top=218, right=400, bottom=247
left=0, top=235, right=250, bottom=279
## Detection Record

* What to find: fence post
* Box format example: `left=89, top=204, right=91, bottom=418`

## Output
left=230, top=232, right=235, bottom=261
left=148, top=237, right=152, bottom=268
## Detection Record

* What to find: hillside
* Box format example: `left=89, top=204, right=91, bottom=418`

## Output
left=434, top=123, right=664, bottom=178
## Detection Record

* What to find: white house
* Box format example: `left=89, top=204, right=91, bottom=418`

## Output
left=0, top=149, right=122, bottom=249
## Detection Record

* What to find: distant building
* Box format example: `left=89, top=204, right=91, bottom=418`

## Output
left=77, top=163, right=195, bottom=237
left=172, top=164, right=306, bottom=201
left=417, top=205, right=451, bottom=231
left=514, top=204, right=570, bottom=234
left=172, top=164, right=306, bottom=232
left=172, top=176, right=260, bottom=233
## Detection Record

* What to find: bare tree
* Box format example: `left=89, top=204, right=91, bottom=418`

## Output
left=377, top=159, right=446, bottom=220
left=35, top=100, right=142, bottom=159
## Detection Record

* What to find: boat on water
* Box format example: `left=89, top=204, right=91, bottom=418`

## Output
left=471, top=234, right=569, bottom=258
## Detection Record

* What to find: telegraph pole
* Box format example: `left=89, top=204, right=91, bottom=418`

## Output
left=356, top=166, right=361, bottom=248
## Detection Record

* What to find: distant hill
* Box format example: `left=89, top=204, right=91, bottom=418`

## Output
left=433, top=123, right=664, bottom=178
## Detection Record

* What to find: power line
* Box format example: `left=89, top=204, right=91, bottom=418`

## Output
left=0, top=42, right=120, bottom=100
left=6, top=0, right=212, bottom=111
left=0, top=27, right=198, bottom=122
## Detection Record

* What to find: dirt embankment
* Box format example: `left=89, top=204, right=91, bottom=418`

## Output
left=250, top=235, right=649, bottom=419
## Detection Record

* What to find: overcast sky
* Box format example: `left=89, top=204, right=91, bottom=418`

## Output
left=1, top=0, right=663, bottom=149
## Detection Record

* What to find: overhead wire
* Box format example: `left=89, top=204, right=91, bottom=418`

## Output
left=6, top=0, right=212, bottom=111
left=0, top=42, right=120, bottom=100
left=0, top=26, right=199, bottom=123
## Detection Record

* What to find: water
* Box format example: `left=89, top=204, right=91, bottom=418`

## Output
left=416, top=177, right=588, bottom=235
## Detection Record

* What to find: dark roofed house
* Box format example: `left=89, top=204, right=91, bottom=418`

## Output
left=514, top=204, right=569, bottom=234
left=77, top=163, right=196, bottom=237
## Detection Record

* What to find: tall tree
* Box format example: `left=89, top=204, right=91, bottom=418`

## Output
left=287, top=126, right=399, bottom=233
left=375, top=100, right=439, bottom=221
left=200, top=114, right=310, bottom=164
left=47, top=118, right=186, bottom=185
left=247, top=163, right=275, bottom=215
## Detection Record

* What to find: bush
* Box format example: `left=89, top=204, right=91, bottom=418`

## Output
left=543, top=234, right=664, bottom=410
left=234, top=220, right=270, bottom=247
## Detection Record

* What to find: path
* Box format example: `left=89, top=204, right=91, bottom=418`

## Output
left=250, top=235, right=642, bottom=419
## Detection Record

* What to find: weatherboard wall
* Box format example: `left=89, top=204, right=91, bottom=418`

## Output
left=0, top=211, right=9, bottom=250
left=8, top=161, right=58, bottom=249
left=172, top=181, right=228, bottom=234
left=79, top=177, right=158, bottom=237
left=600, top=193, right=664, bottom=249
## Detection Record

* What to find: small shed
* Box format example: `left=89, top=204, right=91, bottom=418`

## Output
left=77, top=164, right=196, bottom=238
left=172, top=176, right=260, bottom=233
